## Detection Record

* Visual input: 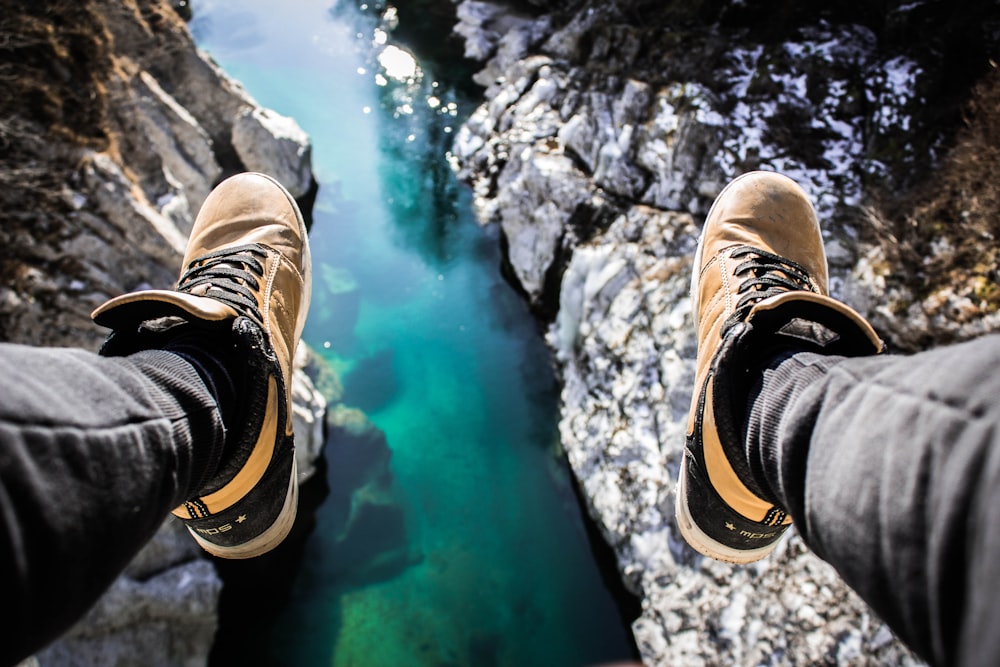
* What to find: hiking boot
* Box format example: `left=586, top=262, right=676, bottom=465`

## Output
left=675, top=171, right=882, bottom=563
left=92, top=172, right=311, bottom=559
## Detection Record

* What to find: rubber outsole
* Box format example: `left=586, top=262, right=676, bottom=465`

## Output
left=187, top=458, right=299, bottom=560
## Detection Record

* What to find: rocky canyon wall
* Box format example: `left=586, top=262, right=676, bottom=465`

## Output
left=1, top=2, right=324, bottom=664
left=3, top=0, right=1000, bottom=664
left=450, top=0, right=1000, bottom=664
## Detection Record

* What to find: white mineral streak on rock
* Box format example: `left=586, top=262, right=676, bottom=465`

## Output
left=133, top=70, right=221, bottom=228
left=83, top=152, right=190, bottom=260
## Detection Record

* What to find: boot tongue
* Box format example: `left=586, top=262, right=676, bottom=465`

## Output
left=774, top=317, right=842, bottom=348
left=189, top=284, right=212, bottom=297
left=139, top=315, right=189, bottom=333
left=747, top=291, right=884, bottom=356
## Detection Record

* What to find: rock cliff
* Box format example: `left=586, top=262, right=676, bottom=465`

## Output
left=1, top=1, right=325, bottom=664
left=1, top=0, right=315, bottom=351
left=450, top=0, right=1000, bottom=664
left=4, top=0, right=1000, bottom=664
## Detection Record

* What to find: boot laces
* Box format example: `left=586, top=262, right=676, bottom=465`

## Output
left=177, top=243, right=267, bottom=324
left=722, top=245, right=815, bottom=333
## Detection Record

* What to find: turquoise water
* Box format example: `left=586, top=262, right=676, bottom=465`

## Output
left=191, top=2, right=635, bottom=665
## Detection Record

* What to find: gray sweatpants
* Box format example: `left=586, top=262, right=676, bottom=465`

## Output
left=2, top=334, right=999, bottom=666
left=0, top=344, right=224, bottom=665
left=747, top=334, right=1000, bottom=667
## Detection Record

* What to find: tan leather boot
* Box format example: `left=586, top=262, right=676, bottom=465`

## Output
left=675, top=171, right=882, bottom=563
left=93, top=172, right=311, bottom=559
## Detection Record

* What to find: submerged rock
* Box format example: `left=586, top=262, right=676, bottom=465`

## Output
left=320, top=405, right=417, bottom=585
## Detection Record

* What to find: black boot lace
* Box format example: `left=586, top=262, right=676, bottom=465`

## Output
left=176, top=243, right=267, bottom=324
left=722, top=245, right=816, bottom=334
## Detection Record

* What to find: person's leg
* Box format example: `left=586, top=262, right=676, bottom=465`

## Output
left=0, top=343, right=225, bottom=665
left=675, top=169, right=998, bottom=666
left=0, top=172, right=312, bottom=663
left=746, top=337, right=1000, bottom=667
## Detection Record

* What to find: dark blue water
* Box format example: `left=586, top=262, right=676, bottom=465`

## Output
left=191, top=2, right=635, bottom=664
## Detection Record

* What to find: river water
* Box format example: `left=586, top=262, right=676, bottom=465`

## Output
left=190, top=2, right=635, bottom=664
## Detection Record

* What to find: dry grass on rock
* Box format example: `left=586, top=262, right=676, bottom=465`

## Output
left=871, top=66, right=1000, bottom=333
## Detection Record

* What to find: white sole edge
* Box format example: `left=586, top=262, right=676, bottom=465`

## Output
left=189, top=457, right=299, bottom=560
left=675, top=455, right=778, bottom=565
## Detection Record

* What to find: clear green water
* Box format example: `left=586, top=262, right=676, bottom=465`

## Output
left=191, top=2, right=635, bottom=665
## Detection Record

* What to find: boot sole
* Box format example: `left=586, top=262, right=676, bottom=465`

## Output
left=186, top=457, right=299, bottom=559
left=675, top=457, right=781, bottom=564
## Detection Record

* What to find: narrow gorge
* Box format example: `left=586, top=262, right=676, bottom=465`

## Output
left=2, top=0, right=999, bottom=665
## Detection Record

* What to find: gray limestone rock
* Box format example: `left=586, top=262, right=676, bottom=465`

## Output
left=3, top=4, right=313, bottom=352
left=12, top=2, right=320, bottom=664
left=231, top=107, right=313, bottom=199
left=130, top=70, right=222, bottom=231
left=35, top=522, right=220, bottom=667
left=293, top=345, right=330, bottom=483
left=549, top=205, right=919, bottom=665
left=448, top=0, right=981, bottom=664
